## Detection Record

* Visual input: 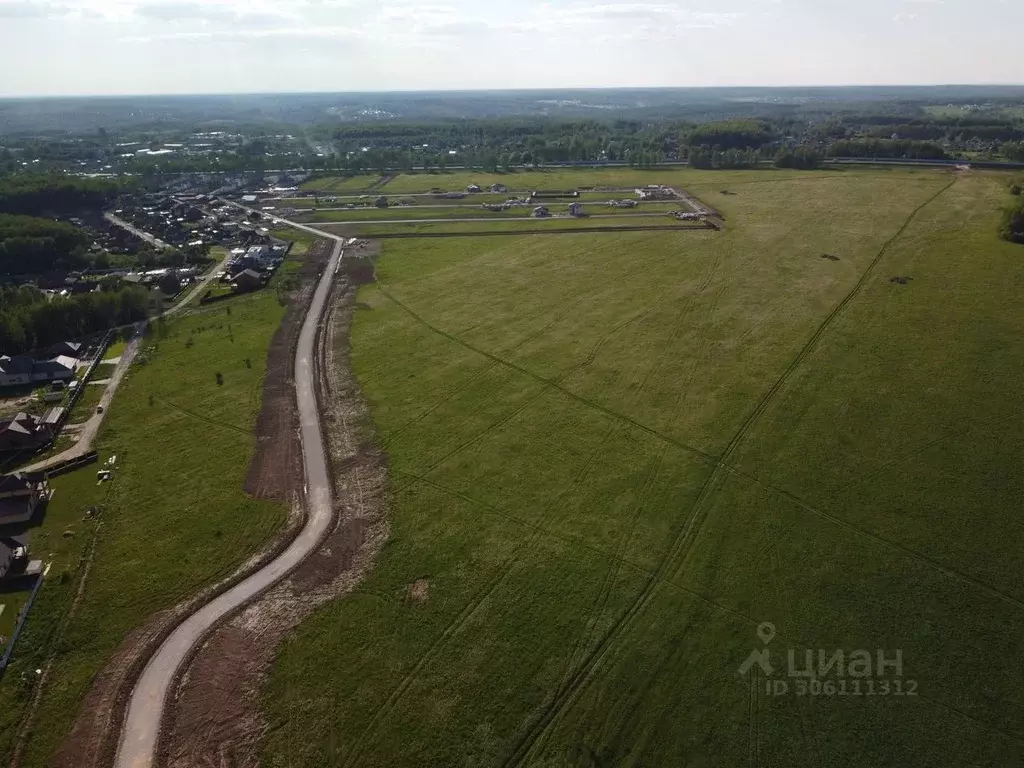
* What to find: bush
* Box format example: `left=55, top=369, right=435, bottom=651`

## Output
left=998, top=199, right=1024, bottom=244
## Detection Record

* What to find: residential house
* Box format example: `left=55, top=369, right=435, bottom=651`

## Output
left=0, top=535, right=29, bottom=579
left=568, top=202, right=583, bottom=217
left=0, top=473, right=50, bottom=528
left=0, top=357, right=34, bottom=388
left=31, top=356, right=76, bottom=384
left=532, top=206, right=550, bottom=218
left=0, top=413, right=54, bottom=452
left=467, top=184, right=481, bottom=193
left=636, top=186, right=674, bottom=201
left=233, top=269, right=265, bottom=293
left=490, top=183, right=507, bottom=193
left=47, top=341, right=83, bottom=359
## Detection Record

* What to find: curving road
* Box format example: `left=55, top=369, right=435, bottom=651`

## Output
left=115, top=230, right=343, bottom=768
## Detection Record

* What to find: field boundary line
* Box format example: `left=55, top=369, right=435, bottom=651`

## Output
left=372, top=279, right=720, bottom=466
left=502, top=177, right=961, bottom=765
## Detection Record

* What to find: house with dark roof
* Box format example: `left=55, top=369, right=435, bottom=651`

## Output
left=47, top=341, right=83, bottom=359
left=233, top=269, right=265, bottom=293
left=30, top=356, right=76, bottom=384
left=0, top=473, right=49, bottom=529
left=0, top=413, right=54, bottom=452
left=0, top=357, right=34, bottom=388
left=0, top=354, right=76, bottom=389
left=0, top=534, right=30, bottom=580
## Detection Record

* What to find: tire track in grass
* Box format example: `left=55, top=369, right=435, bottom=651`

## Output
left=339, top=424, right=620, bottom=768
left=373, top=280, right=720, bottom=466
left=502, top=177, right=959, bottom=767
left=552, top=246, right=724, bottom=699
left=381, top=254, right=644, bottom=447
left=383, top=253, right=1024, bottom=615
left=399, top=476, right=1024, bottom=749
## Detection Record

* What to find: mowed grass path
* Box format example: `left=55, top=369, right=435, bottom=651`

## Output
left=265, top=170, right=1024, bottom=767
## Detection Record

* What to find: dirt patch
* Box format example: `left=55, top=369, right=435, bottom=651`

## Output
left=159, top=259, right=390, bottom=768
left=821, top=253, right=841, bottom=261
left=409, top=578, right=429, bottom=603
left=49, top=241, right=333, bottom=768
left=245, top=237, right=333, bottom=501
left=889, top=276, right=914, bottom=284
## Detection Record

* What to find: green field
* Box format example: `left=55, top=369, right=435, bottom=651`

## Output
left=301, top=167, right=931, bottom=197
left=295, top=202, right=683, bottom=224
left=264, top=169, right=1024, bottom=767
left=302, top=175, right=386, bottom=193
left=315, top=216, right=706, bottom=239
left=0, top=287, right=293, bottom=765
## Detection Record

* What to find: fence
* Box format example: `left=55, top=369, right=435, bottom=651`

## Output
left=43, top=451, right=99, bottom=479
left=47, top=329, right=114, bottom=442
left=0, top=571, right=45, bottom=672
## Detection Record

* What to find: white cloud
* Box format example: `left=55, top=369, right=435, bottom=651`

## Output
left=0, top=0, right=70, bottom=18
left=893, top=11, right=919, bottom=21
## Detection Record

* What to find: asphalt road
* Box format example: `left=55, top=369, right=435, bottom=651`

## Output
left=114, top=231, right=342, bottom=768
left=104, top=213, right=173, bottom=251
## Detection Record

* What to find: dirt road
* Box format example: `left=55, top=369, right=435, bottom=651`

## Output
left=114, top=234, right=343, bottom=768
left=23, top=254, right=230, bottom=475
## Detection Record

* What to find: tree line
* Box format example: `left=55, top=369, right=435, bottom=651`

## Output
left=0, top=174, right=119, bottom=216
left=0, top=283, right=148, bottom=356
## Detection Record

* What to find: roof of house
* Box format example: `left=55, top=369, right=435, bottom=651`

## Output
left=35, top=356, right=77, bottom=374
left=0, top=356, right=34, bottom=376
left=48, top=341, right=83, bottom=356
left=238, top=268, right=263, bottom=280
left=0, top=474, right=34, bottom=495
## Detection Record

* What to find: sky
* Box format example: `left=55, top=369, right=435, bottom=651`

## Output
left=0, top=0, right=1022, bottom=97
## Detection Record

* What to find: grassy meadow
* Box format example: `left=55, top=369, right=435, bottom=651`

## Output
left=263, top=169, right=1024, bottom=767
left=0, top=288, right=293, bottom=764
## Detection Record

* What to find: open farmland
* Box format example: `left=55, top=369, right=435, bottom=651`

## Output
left=262, top=169, right=1024, bottom=767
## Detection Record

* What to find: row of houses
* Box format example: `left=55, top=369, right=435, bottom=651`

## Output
left=0, top=342, right=82, bottom=389
left=0, top=473, right=50, bottom=581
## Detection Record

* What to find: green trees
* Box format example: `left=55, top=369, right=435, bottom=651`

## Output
left=0, top=284, right=148, bottom=355
left=828, top=139, right=947, bottom=159
left=0, top=214, right=90, bottom=275
left=0, top=174, right=118, bottom=216
left=774, top=146, right=822, bottom=169
left=686, top=120, right=775, bottom=150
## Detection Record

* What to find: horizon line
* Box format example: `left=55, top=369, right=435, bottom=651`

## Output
left=4, top=82, right=1024, bottom=100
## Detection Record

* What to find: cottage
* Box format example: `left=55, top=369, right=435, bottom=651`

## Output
left=233, top=269, right=265, bottom=293
left=532, top=206, right=550, bottom=218
left=568, top=202, right=583, bottom=217
left=0, top=413, right=54, bottom=452
left=0, top=357, right=33, bottom=388
left=0, top=535, right=29, bottom=580
left=47, top=341, right=83, bottom=359
left=32, top=356, right=76, bottom=384
left=466, top=184, right=481, bottom=193
left=0, top=473, right=49, bottom=528
left=635, top=186, right=674, bottom=201
left=490, top=183, right=507, bottom=193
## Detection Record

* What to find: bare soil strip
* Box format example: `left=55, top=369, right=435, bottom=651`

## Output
left=159, top=257, right=389, bottom=768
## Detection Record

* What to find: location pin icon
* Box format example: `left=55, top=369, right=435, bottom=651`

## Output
left=757, top=622, right=776, bottom=645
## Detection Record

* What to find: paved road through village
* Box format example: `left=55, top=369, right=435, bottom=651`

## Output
left=114, top=230, right=343, bottom=768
